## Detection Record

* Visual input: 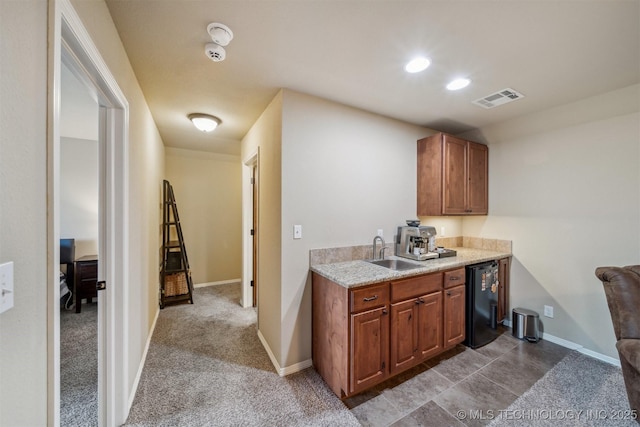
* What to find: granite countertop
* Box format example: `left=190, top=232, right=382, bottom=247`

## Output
left=310, top=247, right=511, bottom=289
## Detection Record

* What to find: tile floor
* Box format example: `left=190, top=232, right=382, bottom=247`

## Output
left=345, top=328, right=571, bottom=426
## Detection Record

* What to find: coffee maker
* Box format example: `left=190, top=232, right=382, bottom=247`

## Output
left=395, top=223, right=438, bottom=261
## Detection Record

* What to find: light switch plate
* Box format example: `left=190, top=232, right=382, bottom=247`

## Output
left=0, top=262, right=14, bottom=314
left=293, top=225, right=302, bottom=239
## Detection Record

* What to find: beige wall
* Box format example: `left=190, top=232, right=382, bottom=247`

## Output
left=60, top=137, right=99, bottom=258
left=242, top=89, right=433, bottom=370
left=69, top=0, right=166, bottom=404
left=461, top=84, right=640, bottom=359
left=279, top=90, right=432, bottom=368
left=165, top=148, right=242, bottom=285
left=0, top=0, right=165, bottom=424
left=0, top=1, right=49, bottom=424
left=241, top=91, right=284, bottom=364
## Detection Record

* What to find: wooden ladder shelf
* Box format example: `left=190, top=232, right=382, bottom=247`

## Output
left=160, top=180, right=194, bottom=308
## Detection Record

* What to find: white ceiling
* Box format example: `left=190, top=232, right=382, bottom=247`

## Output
left=104, top=0, right=640, bottom=155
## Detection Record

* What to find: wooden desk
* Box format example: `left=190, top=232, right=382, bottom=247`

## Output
left=75, top=255, right=98, bottom=313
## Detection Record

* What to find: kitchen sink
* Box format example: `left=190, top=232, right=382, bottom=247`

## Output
left=366, top=258, right=423, bottom=271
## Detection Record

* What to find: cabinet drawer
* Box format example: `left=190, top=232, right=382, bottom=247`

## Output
left=444, top=268, right=465, bottom=289
left=391, top=273, right=442, bottom=302
left=350, top=283, right=389, bottom=313
left=77, top=263, right=98, bottom=279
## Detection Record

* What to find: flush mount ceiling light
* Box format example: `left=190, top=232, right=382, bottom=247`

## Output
left=446, top=78, right=471, bottom=90
left=188, top=113, right=221, bottom=132
left=405, top=57, right=431, bottom=73
left=207, top=23, right=233, bottom=46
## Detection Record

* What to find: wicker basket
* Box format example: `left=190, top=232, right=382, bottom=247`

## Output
left=165, top=272, right=188, bottom=296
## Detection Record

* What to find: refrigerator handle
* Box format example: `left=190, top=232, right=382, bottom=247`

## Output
left=490, top=302, right=498, bottom=329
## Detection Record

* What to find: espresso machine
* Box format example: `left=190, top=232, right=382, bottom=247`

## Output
left=395, top=223, right=439, bottom=261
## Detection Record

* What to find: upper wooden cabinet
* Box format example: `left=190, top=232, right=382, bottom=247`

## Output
left=417, top=133, right=488, bottom=216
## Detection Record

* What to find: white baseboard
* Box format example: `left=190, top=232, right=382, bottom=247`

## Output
left=257, top=329, right=313, bottom=376
left=127, top=307, right=160, bottom=411
left=194, top=278, right=241, bottom=288
left=503, top=319, right=620, bottom=367
left=541, top=332, right=621, bottom=367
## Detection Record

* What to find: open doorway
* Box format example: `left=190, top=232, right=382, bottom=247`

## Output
left=242, top=152, right=259, bottom=309
left=48, top=1, right=130, bottom=425
left=59, top=61, right=100, bottom=425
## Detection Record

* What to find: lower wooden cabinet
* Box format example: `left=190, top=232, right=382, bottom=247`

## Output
left=313, top=266, right=466, bottom=399
left=350, top=306, right=389, bottom=394
left=444, top=285, right=465, bottom=348
left=390, top=291, right=442, bottom=375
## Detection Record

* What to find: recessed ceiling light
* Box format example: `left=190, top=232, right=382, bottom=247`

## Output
left=405, top=57, right=431, bottom=73
left=188, top=113, right=221, bottom=132
left=446, top=78, right=471, bottom=90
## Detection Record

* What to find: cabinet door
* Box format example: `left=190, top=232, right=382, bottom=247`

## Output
left=390, top=300, right=418, bottom=375
left=417, top=291, right=443, bottom=360
left=467, top=142, right=488, bottom=214
left=497, top=258, right=510, bottom=323
left=442, top=135, right=468, bottom=215
left=444, top=285, right=465, bottom=348
left=350, top=306, right=389, bottom=394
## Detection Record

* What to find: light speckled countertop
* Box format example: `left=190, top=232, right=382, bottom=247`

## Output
left=310, top=247, right=511, bottom=288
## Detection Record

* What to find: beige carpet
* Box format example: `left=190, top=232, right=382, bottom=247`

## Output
left=60, top=301, right=98, bottom=426
left=124, top=283, right=359, bottom=426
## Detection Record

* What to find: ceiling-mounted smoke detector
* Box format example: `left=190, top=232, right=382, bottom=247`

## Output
left=207, top=23, right=233, bottom=46
left=473, top=88, right=525, bottom=109
left=205, top=43, right=226, bottom=62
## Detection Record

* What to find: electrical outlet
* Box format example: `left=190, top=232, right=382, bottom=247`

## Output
left=377, top=229, right=384, bottom=237
left=293, top=225, right=302, bottom=239
left=544, top=305, right=554, bottom=318
left=440, top=226, right=445, bottom=237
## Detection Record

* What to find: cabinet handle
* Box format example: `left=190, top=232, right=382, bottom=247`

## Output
left=363, top=295, right=378, bottom=302
left=382, top=309, right=388, bottom=315
left=446, top=291, right=452, bottom=296
left=449, top=276, right=460, bottom=281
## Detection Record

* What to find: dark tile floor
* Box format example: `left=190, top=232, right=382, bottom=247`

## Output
left=345, top=329, right=571, bottom=426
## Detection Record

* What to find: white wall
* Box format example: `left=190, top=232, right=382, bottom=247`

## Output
left=279, top=90, right=433, bottom=368
left=461, top=84, right=640, bottom=358
left=0, top=1, right=49, bottom=424
left=165, top=148, right=242, bottom=285
left=60, top=137, right=99, bottom=258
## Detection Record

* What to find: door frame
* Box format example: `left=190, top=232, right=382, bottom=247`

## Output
left=242, top=151, right=259, bottom=309
left=48, top=0, right=130, bottom=425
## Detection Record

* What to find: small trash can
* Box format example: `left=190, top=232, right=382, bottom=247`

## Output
left=512, top=308, right=540, bottom=342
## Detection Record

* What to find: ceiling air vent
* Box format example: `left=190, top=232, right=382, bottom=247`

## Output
left=472, top=88, right=525, bottom=109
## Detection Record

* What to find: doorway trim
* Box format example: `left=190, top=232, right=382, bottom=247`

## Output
left=242, top=150, right=258, bottom=309
left=48, top=0, right=130, bottom=425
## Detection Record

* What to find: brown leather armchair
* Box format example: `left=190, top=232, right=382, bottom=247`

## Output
left=595, top=265, right=640, bottom=414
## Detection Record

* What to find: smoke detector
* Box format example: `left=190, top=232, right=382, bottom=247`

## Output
left=207, top=23, right=233, bottom=46
left=205, top=43, right=226, bottom=62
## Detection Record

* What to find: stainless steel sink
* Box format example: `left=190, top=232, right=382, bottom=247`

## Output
left=366, top=259, right=423, bottom=271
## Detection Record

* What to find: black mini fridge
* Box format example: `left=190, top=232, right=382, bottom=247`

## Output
left=464, top=261, right=500, bottom=348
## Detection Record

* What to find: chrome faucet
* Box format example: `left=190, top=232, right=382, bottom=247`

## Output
left=372, top=235, right=386, bottom=260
